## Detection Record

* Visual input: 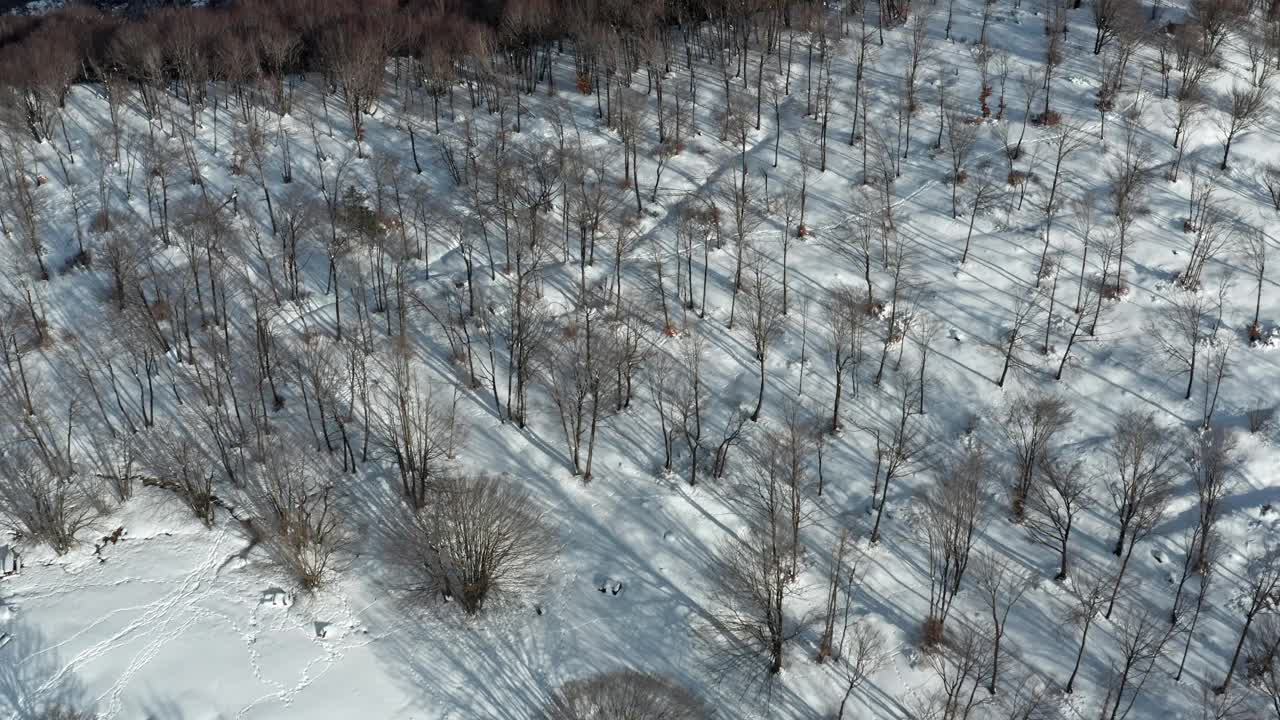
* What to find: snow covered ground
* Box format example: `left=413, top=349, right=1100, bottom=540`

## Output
left=2, top=0, right=1280, bottom=718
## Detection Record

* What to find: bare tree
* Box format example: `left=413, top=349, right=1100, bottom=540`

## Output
left=1244, top=600, right=1280, bottom=685
left=1244, top=23, right=1279, bottom=89
left=826, top=194, right=879, bottom=306
left=900, top=13, right=935, bottom=162
left=1069, top=196, right=1098, bottom=314
left=1025, top=454, right=1092, bottom=580
left=1037, top=121, right=1089, bottom=276
left=675, top=330, right=708, bottom=486
left=1168, top=91, right=1205, bottom=182
left=945, top=111, right=981, bottom=218
left=847, top=6, right=879, bottom=148
left=826, top=285, right=867, bottom=432
left=1149, top=287, right=1222, bottom=400
left=1, top=137, right=49, bottom=280
left=1056, top=274, right=1103, bottom=382
left=1218, top=550, right=1280, bottom=694
left=401, top=473, right=556, bottom=615
left=245, top=437, right=347, bottom=590
left=147, top=426, right=217, bottom=527
left=1175, top=530, right=1221, bottom=682
left=1244, top=229, right=1269, bottom=341
left=1182, top=174, right=1237, bottom=294
left=1199, top=330, right=1233, bottom=429
left=818, top=529, right=853, bottom=663
left=1190, top=0, right=1248, bottom=58
left=1091, top=0, right=1144, bottom=54
left=779, top=403, right=814, bottom=578
left=1086, top=231, right=1121, bottom=338
left=1064, top=567, right=1113, bottom=693
left=545, top=292, right=617, bottom=482
left=379, top=358, right=466, bottom=509
left=724, top=171, right=765, bottom=327
left=977, top=552, right=1035, bottom=693
left=996, top=293, right=1038, bottom=389
left=1200, top=685, right=1254, bottom=720
left=922, top=446, right=987, bottom=643
left=861, top=372, right=922, bottom=543
left=1100, top=607, right=1176, bottom=720
left=1100, top=461, right=1172, bottom=614
left=710, top=409, right=751, bottom=481
left=997, top=673, right=1060, bottom=720
left=914, top=314, right=945, bottom=414
left=874, top=240, right=916, bottom=386
left=97, top=222, right=148, bottom=313
left=547, top=671, right=708, bottom=720
left=1217, top=85, right=1267, bottom=171
left=706, top=478, right=807, bottom=679
left=647, top=346, right=683, bottom=475
left=777, top=183, right=803, bottom=315
left=961, top=169, right=1000, bottom=265
left=739, top=248, right=786, bottom=422
left=0, top=22, right=77, bottom=146
left=835, top=621, right=889, bottom=720
left=1107, top=117, right=1153, bottom=294
left=1105, top=412, right=1175, bottom=557
left=1007, top=67, right=1044, bottom=161
left=88, top=433, right=141, bottom=505
left=1265, top=658, right=1280, bottom=719
left=1260, top=165, right=1280, bottom=212
left=1171, top=427, right=1238, bottom=621
left=1040, top=0, right=1069, bottom=117
left=0, top=444, right=96, bottom=556
left=1003, top=392, right=1074, bottom=520
left=1037, top=251, right=1064, bottom=355
left=321, top=17, right=392, bottom=156
left=238, top=113, right=277, bottom=235
left=922, top=621, right=994, bottom=720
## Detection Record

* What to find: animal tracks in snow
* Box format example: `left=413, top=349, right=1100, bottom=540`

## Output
left=1, top=528, right=367, bottom=720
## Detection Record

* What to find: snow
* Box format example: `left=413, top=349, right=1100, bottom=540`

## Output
left=0, top=0, right=1279, bottom=718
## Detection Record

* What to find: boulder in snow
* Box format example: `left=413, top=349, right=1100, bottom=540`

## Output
left=0, top=545, right=19, bottom=576
left=261, top=588, right=294, bottom=608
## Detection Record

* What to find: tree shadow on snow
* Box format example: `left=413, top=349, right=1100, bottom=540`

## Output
left=0, top=622, right=93, bottom=720
left=346, top=461, right=820, bottom=718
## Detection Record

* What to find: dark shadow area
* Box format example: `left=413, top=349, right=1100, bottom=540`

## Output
left=0, top=622, right=93, bottom=720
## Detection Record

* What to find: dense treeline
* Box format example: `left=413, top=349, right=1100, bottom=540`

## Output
left=0, top=0, right=771, bottom=94
left=0, top=0, right=834, bottom=146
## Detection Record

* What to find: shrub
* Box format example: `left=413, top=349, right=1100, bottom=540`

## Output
left=1247, top=403, right=1274, bottom=434
left=922, top=616, right=946, bottom=649
left=146, top=433, right=216, bottom=527
left=0, top=447, right=97, bottom=556
left=1033, top=110, right=1062, bottom=127
left=546, top=670, right=709, bottom=720
left=403, top=473, right=556, bottom=614
left=245, top=442, right=348, bottom=591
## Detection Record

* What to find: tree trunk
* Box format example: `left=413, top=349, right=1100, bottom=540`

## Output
left=1066, top=617, right=1093, bottom=693
left=1218, top=613, right=1255, bottom=694
left=751, top=355, right=766, bottom=421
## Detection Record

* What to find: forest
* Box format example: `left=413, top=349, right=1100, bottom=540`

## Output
left=0, top=0, right=1278, bottom=718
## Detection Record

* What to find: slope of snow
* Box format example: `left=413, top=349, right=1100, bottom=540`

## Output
left=2, top=0, right=1280, bottom=718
